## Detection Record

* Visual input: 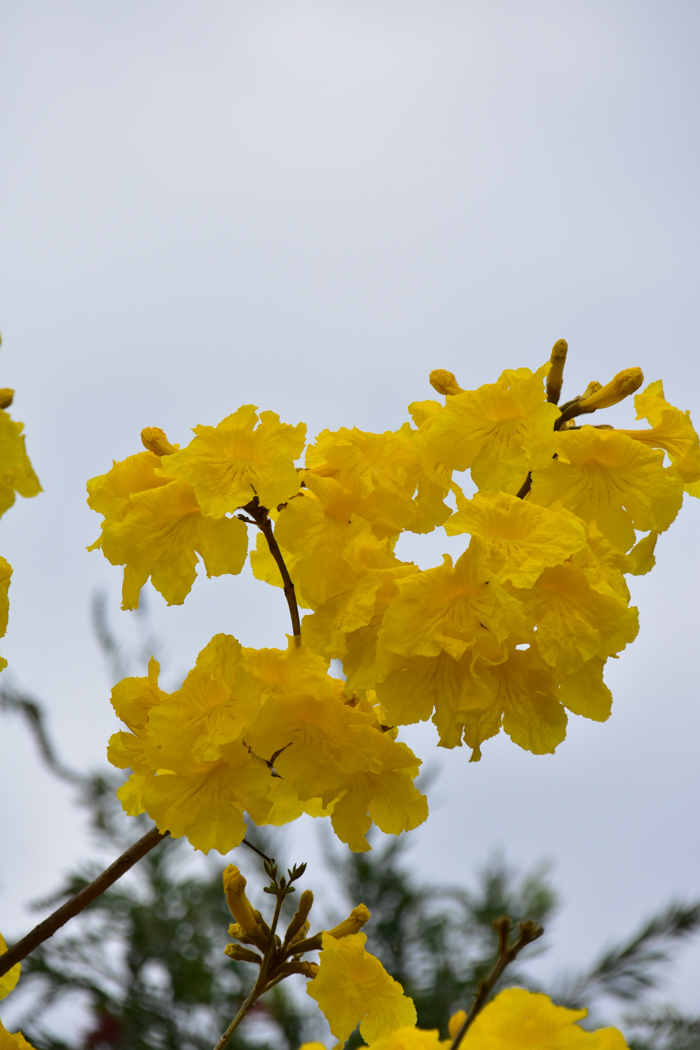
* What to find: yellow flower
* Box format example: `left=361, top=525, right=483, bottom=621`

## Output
left=0, top=1020, right=36, bottom=1050
left=107, top=657, right=167, bottom=774
left=529, top=427, right=683, bottom=551
left=558, top=657, right=613, bottom=722
left=0, top=557, right=11, bottom=672
left=462, top=987, right=628, bottom=1048
left=445, top=491, right=587, bottom=587
left=517, top=562, right=639, bottom=677
left=0, top=932, right=20, bottom=1001
left=145, top=634, right=262, bottom=766
left=377, top=648, right=497, bottom=750
left=87, top=450, right=169, bottom=522
left=379, top=542, right=525, bottom=663
left=359, top=1029, right=450, bottom=1050
left=163, top=404, right=306, bottom=516
left=0, top=409, right=41, bottom=519
left=329, top=729, right=428, bottom=852
left=93, top=476, right=248, bottom=610
left=474, top=645, right=567, bottom=758
left=305, top=425, right=449, bottom=538
left=425, top=364, right=560, bottom=493
left=306, top=931, right=417, bottom=1047
left=139, top=741, right=274, bottom=855
left=244, top=689, right=384, bottom=805
left=615, top=379, right=700, bottom=485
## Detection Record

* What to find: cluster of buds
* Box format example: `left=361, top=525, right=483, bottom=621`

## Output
left=222, top=857, right=370, bottom=986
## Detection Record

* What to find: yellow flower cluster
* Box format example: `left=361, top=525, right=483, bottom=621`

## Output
left=89, top=347, right=698, bottom=849
left=251, top=360, right=697, bottom=760
left=108, top=636, right=427, bottom=853
left=0, top=374, right=41, bottom=672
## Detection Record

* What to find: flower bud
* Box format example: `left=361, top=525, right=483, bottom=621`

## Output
left=429, top=369, right=464, bottom=396
left=222, top=865, right=259, bottom=935
left=578, top=368, right=644, bottom=412
left=224, top=942, right=263, bottom=964
left=449, top=1011, right=467, bottom=1039
left=0, top=389, right=14, bottom=410
left=285, top=889, right=314, bottom=945
left=546, top=339, right=567, bottom=404
left=141, top=426, right=179, bottom=456
left=326, top=903, right=371, bottom=939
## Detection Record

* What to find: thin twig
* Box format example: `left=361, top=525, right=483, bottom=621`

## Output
left=449, top=917, right=544, bottom=1050
left=0, top=826, right=168, bottom=977
left=213, top=985, right=261, bottom=1050
left=242, top=498, right=301, bottom=642
left=241, top=838, right=274, bottom=864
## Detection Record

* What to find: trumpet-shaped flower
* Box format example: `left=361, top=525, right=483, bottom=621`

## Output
left=615, top=379, right=700, bottom=485
left=146, top=634, right=262, bottom=766
left=0, top=410, right=41, bottom=519
left=517, top=562, right=639, bottom=677
left=139, top=741, right=274, bottom=855
left=163, top=405, right=306, bottom=516
left=529, top=427, right=683, bottom=551
left=96, top=478, right=248, bottom=609
left=306, top=931, right=417, bottom=1046
left=425, top=364, right=560, bottom=493
left=462, top=988, right=628, bottom=1048
left=379, top=542, right=525, bottom=663
left=305, top=424, right=450, bottom=537
left=329, top=729, right=428, bottom=852
left=445, top=491, right=587, bottom=587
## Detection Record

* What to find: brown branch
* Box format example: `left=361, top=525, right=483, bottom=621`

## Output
left=449, top=916, right=544, bottom=1050
left=0, top=826, right=168, bottom=977
left=242, top=498, right=301, bottom=641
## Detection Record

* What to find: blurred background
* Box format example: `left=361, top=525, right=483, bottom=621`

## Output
left=1, top=1, right=699, bottom=1044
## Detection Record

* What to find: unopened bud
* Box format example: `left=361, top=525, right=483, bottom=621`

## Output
left=449, top=1011, right=467, bottom=1040
left=285, top=889, right=314, bottom=946
left=224, top=943, right=263, bottom=965
left=223, top=865, right=259, bottom=935
left=578, top=368, right=644, bottom=412
left=429, top=369, right=464, bottom=397
left=0, top=389, right=14, bottom=410
left=546, top=339, right=568, bottom=404
left=141, top=426, right=179, bottom=456
left=327, top=903, right=371, bottom=939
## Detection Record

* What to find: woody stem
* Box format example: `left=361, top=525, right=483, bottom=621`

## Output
left=243, top=499, right=301, bottom=642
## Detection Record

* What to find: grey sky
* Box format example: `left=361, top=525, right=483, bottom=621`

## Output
left=1, top=0, right=699, bottom=1034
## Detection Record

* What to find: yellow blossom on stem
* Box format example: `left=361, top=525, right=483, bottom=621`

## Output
left=0, top=557, right=11, bottom=672
left=306, top=931, right=417, bottom=1047
left=529, top=427, right=683, bottom=551
left=424, top=364, right=560, bottom=494
left=461, top=988, right=628, bottom=1048
left=445, top=491, right=588, bottom=588
left=0, top=409, right=41, bottom=519
left=163, top=404, right=306, bottom=517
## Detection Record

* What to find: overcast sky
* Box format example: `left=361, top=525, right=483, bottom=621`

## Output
left=1, top=0, right=699, bottom=1038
